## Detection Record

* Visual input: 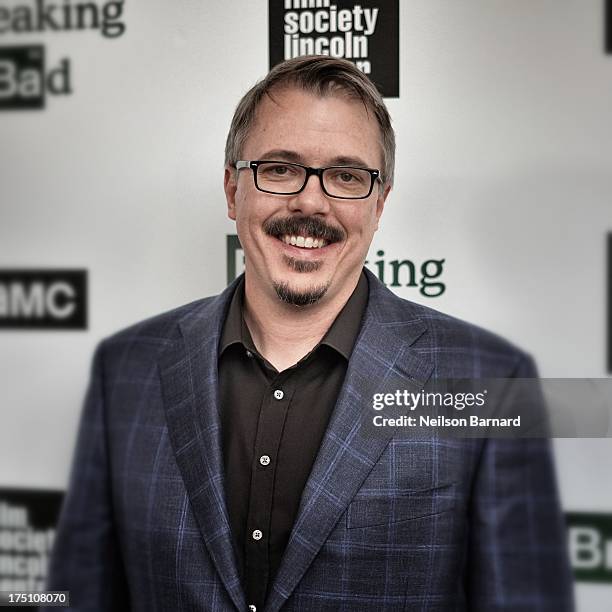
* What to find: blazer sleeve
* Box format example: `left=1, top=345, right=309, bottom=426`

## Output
left=465, top=354, right=575, bottom=611
left=42, top=341, right=130, bottom=611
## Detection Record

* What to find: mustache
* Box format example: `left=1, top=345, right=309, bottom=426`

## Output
left=263, top=216, right=345, bottom=244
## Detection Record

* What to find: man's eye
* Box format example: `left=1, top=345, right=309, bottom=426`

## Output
left=330, top=169, right=364, bottom=183
left=262, top=164, right=296, bottom=176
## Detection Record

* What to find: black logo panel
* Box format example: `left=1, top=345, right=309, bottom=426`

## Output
left=0, top=45, right=45, bottom=109
left=269, top=0, right=400, bottom=98
left=0, top=270, right=87, bottom=329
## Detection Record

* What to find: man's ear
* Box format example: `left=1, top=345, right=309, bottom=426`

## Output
left=374, top=183, right=391, bottom=230
left=224, top=166, right=237, bottom=221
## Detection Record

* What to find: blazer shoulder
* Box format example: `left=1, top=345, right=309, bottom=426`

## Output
left=369, top=274, right=534, bottom=376
left=414, top=299, right=535, bottom=376
left=98, top=294, right=220, bottom=363
left=419, top=298, right=522, bottom=347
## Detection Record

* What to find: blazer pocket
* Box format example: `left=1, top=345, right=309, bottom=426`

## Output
left=346, top=482, right=456, bottom=529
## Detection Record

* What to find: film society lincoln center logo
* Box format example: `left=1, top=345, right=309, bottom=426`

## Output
left=269, top=0, right=399, bottom=97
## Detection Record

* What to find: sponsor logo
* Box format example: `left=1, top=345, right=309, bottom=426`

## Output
left=0, top=2, right=125, bottom=110
left=0, top=269, right=87, bottom=329
left=227, top=234, right=446, bottom=297
left=0, top=1, right=125, bottom=38
left=0, top=45, right=70, bottom=109
left=607, top=0, right=612, bottom=53
left=0, top=489, right=63, bottom=592
left=226, top=234, right=243, bottom=286
left=608, top=233, right=611, bottom=373
left=269, top=0, right=399, bottom=97
left=567, top=512, right=612, bottom=583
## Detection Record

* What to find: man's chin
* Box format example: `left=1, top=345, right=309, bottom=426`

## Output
left=272, top=280, right=330, bottom=307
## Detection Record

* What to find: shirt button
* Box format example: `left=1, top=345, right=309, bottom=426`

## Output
left=259, top=455, right=270, bottom=466
left=252, top=529, right=263, bottom=541
left=246, top=350, right=253, bottom=358
left=248, top=606, right=257, bottom=612
left=273, top=389, right=284, bottom=400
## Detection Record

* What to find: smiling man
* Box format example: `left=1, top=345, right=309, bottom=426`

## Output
left=45, top=56, right=573, bottom=611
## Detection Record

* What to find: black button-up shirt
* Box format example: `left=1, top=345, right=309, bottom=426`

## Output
left=218, top=272, right=368, bottom=610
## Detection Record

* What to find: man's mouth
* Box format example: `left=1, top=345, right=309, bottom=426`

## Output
left=280, top=235, right=328, bottom=249
left=263, top=215, right=345, bottom=249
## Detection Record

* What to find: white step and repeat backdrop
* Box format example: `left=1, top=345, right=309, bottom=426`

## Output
left=1, top=0, right=611, bottom=608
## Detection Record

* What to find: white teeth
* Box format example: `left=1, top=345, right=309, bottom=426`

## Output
left=280, top=235, right=327, bottom=249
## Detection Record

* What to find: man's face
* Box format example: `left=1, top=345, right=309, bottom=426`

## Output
left=224, top=86, right=390, bottom=307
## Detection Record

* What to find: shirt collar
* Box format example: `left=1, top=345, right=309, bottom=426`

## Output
left=318, top=271, right=368, bottom=360
left=219, top=271, right=369, bottom=362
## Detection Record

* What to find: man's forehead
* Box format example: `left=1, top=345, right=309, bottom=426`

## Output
left=257, top=148, right=372, bottom=169
left=258, top=84, right=369, bottom=118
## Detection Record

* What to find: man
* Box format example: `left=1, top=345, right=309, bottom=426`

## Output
left=46, top=56, right=573, bottom=611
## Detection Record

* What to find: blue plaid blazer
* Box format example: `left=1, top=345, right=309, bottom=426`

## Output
left=45, top=269, right=573, bottom=611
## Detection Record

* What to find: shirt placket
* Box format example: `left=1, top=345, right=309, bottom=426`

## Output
left=244, top=369, right=296, bottom=610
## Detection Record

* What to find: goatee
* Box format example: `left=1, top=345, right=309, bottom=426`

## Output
left=272, top=281, right=330, bottom=307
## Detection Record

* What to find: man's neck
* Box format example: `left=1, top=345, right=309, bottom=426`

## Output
left=243, top=272, right=361, bottom=372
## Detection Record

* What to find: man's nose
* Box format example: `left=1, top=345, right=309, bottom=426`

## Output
left=287, top=173, right=331, bottom=216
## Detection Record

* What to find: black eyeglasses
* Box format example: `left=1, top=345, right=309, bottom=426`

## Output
left=235, top=160, right=381, bottom=200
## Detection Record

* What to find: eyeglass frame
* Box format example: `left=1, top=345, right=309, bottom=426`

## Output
left=234, top=160, right=382, bottom=200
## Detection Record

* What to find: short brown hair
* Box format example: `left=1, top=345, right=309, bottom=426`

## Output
left=224, top=55, right=395, bottom=187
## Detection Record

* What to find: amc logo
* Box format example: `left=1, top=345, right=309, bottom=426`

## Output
left=0, top=46, right=71, bottom=110
left=0, top=270, right=87, bottom=329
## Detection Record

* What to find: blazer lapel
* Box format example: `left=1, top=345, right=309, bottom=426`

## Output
left=159, top=280, right=246, bottom=612
left=266, top=272, right=434, bottom=612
